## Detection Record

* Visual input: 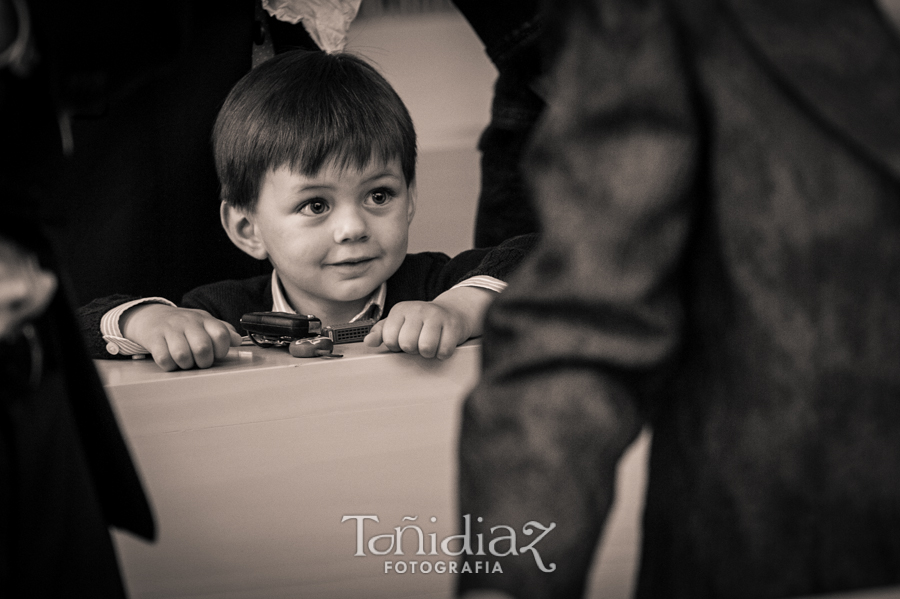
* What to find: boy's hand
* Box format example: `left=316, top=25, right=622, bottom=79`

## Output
left=120, top=304, right=242, bottom=371
left=364, top=286, right=497, bottom=359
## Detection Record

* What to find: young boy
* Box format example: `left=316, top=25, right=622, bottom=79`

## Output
left=79, top=50, right=535, bottom=371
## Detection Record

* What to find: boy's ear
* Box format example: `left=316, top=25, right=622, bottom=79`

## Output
left=220, top=201, right=268, bottom=260
left=407, top=180, right=417, bottom=224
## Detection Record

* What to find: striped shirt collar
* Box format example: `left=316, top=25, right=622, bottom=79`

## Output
left=270, top=270, right=385, bottom=322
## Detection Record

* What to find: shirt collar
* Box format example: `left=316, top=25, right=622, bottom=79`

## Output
left=270, top=270, right=384, bottom=322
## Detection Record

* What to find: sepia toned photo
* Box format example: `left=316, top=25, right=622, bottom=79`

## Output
left=2, top=1, right=900, bottom=598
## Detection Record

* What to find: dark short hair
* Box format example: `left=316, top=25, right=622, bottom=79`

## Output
left=213, top=50, right=417, bottom=210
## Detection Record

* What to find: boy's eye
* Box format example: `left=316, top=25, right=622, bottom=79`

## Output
left=367, top=188, right=395, bottom=206
left=298, top=199, right=329, bottom=215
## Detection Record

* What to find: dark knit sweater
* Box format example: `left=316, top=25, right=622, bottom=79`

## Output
left=78, top=234, right=537, bottom=358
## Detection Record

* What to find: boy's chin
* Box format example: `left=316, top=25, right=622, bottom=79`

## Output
left=328, top=273, right=392, bottom=302
left=328, top=285, right=380, bottom=304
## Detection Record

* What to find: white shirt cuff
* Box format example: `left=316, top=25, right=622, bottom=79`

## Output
left=450, top=275, right=507, bottom=294
left=100, top=297, right=175, bottom=356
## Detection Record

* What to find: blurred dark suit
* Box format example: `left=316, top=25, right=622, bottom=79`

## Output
left=0, top=223, right=156, bottom=597
left=2, top=2, right=161, bottom=594
left=459, top=0, right=900, bottom=597
left=452, top=0, right=547, bottom=248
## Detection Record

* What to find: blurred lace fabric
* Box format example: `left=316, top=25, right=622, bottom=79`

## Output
left=262, top=0, right=362, bottom=54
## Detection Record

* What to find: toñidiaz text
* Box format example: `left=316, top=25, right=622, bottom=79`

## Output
left=341, top=514, right=556, bottom=574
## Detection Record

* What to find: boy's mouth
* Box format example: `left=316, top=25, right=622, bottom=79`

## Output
left=327, top=256, right=376, bottom=268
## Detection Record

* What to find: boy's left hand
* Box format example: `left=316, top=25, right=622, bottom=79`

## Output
left=363, top=286, right=496, bottom=359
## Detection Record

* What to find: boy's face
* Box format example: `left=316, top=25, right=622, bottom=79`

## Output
left=249, top=158, right=415, bottom=317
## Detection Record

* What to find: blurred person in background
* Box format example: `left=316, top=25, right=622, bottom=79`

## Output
left=1, top=0, right=154, bottom=595
left=452, top=0, right=547, bottom=248
left=457, top=0, right=900, bottom=597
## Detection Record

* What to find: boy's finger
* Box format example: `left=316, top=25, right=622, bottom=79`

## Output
left=203, top=319, right=238, bottom=358
left=221, top=321, right=243, bottom=347
left=144, top=337, right=179, bottom=372
left=380, top=315, right=407, bottom=352
left=396, top=318, right=425, bottom=355
left=416, top=320, right=444, bottom=359
left=165, top=332, right=199, bottom=370
left=184, top=327, right=217, bottom=369
left=436, top=331, right=458, bottom=360
left=363, top=320, right=384, bottom=347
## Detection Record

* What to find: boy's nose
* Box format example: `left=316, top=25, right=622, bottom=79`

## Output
left=333, top=206, right=369, bottom=243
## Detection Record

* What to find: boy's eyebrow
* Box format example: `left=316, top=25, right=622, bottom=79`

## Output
left=292, top=170, right=402, bottom=193
left=360, top=170, right=403, bottom=184
left=292, top=182, right=335, bottom=192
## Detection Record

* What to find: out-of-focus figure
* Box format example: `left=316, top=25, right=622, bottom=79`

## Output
left=1, top=1, right=154, bottom=595
left=452, top=0, right=547, bottom=248
left=458, top=0, right=900, bottom=597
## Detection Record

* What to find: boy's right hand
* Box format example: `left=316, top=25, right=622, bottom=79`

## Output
left=120, top=304, right=242, bottom=371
